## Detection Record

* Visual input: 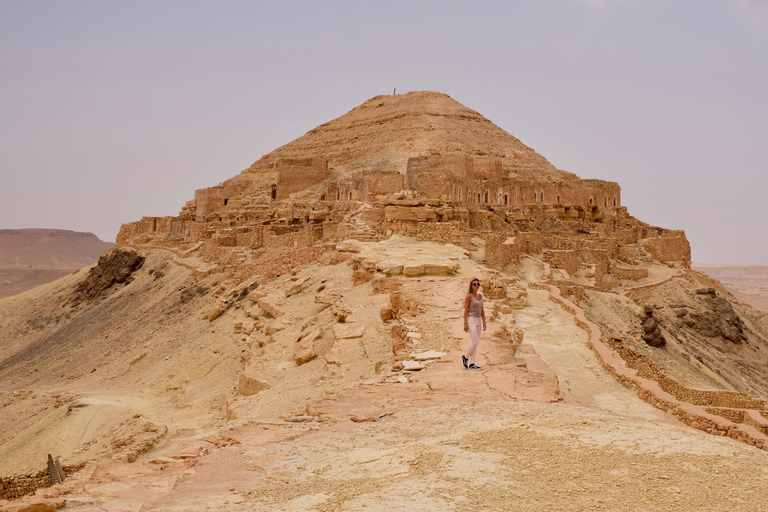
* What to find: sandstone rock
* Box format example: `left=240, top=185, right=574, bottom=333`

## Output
left=641, top=306, right=666, bottom=347
left=237, top=375, right=271, bottom=396
left=680, top=289, right=746, bottom=343
left=226, top=400, right=237, bottom=421
left=207, top=307, right=225, bottom=322
left=324, top=349, right=341, bottom=365
left=301, top=315, right=318, bottom=331
left=402, top=360, right=426, bottom=371
left=264, top=321, right=286, bottom=335
left=284, top=415, right=315, bottom=422
left=425, top=262, right=459, bottom=275
left=286, top=276, right=311, bottom=297
left=336, top=240, right=363, bottom=253
left=4, top=500, right=65, bottom=512
left=295, top=329, right=321, bottom=365
left=331, top=305, right=352, bottom=322
left=247, top=290, right=266, bottom=302
left=350, top=415, right=377, bottom=423
left=332, top=324, right=365, bottom=340
left=258, top=297, right=285, bottom=318
left=380, top=306, right=394, bottom=321
left=382, top=265, right=403, bottom=276
left=411, top=350, right=446, bottom=360
left=403, top=264, right=424, bottom=277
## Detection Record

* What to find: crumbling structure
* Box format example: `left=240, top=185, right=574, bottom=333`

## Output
left=116, top=91, right=691, bottom=285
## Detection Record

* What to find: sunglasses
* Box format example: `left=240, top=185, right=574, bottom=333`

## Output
left=472, top=282, right=480, bottom=286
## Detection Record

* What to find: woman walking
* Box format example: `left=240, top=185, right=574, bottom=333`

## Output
left=462, top=278, right=486, bottom=370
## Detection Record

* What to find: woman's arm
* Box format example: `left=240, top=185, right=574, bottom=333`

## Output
left=480, top=294, right=487, bottom=330
left=463, top=294, right=471, bottom=332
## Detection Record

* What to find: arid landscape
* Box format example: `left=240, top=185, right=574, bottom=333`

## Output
left=0, top=230, right=112, bottom=300
left=693, top=264, right=768, bottom=313
left=2, top=92, right=768, bottom=511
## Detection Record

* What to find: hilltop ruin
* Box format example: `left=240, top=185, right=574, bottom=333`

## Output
left=116, top=91, right=690, bottom=286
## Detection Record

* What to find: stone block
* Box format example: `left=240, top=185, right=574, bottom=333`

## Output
left=248, top=290, right=266, bottom=302
left=286, top=275, right=310, bottom=297
left=403, top=264, right=424, bottom=277
left=332, top=324, right=365, bottom=340
left=237, top=376, right=271, bottom=396
left=295, top=329, right=321, bottom=365
left=258, top=297, right=285, bottom=318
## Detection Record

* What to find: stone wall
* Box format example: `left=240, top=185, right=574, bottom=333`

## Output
left=485, top=235, right=520, bottom=270
left=639, top=232, right=691, bottom=267
left=386, top=221, right=471, bottom=249
left=609, top=263, right=648, bottom=281
left=276, top=157, right=328, bottom=200
left=0, top=463, right=84, bottom=501
left=403, top=153, right=621, bottom=208
left=543, top=250, right=580, bottom=275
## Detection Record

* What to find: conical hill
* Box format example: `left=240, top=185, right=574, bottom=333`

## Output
left=247, top=91, right=576, bottom=182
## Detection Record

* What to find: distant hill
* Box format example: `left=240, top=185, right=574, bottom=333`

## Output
left=0, top=229, right=112, bottom=299
left=693, top=263, right=768, bottom=312
left=0, top=229, right=112, bottom=269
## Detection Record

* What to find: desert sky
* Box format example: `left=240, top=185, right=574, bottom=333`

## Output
left=0, top=0, right=766, bottom=264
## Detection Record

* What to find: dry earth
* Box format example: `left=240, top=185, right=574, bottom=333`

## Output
left=2, top=239, right=768, bottom=511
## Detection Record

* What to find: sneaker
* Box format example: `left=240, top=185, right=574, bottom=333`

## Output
left=468, top=364, right=483, bottom=371
left=461, top=355, right=468, bottom=369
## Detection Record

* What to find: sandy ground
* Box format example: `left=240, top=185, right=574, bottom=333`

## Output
left=0, top=268, right=76, bottom=299
left=3, top=242, right=768, bottom=511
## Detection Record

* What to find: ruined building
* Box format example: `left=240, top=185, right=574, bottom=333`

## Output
left=116, top=91, right=690, bottom=284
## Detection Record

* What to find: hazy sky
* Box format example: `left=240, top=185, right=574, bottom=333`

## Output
left=1, top=0, right=766, bottom=264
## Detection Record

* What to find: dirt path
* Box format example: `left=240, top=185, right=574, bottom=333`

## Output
left=516, top=288, right=676, bottom=423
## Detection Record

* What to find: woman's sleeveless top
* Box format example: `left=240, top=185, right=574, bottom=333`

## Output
left=468, top=294, right=483, bottom=318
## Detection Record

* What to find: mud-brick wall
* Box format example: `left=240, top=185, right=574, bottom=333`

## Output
left=485, top=235, right=520, bottom=270
left=386, top=221, right=472, bottom=249
left=543, top=250, right=579, bottom=275
left=639, top=232, right=691, bottom=267
left=609, top=264, right=648, bottom=281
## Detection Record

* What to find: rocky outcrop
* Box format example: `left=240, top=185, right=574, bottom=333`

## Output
left=676, top=287, right=746, bottom=344
left=641, top=306, right=666, bottom=347
left=70, top=248, right=144, bottom=305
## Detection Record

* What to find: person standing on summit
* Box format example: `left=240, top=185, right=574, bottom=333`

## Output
left=462, top=278, right=486, bottom=370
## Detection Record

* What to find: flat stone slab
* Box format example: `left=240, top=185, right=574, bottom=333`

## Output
left=410, top=350, right=447, bottom=361
left=402, top=360, right=426, bottom=371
